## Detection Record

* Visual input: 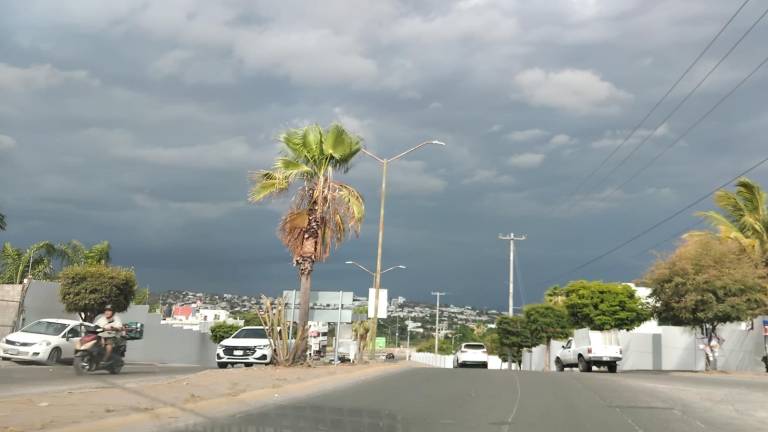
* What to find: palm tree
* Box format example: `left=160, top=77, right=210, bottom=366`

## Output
left=697, top=177, right=768, bottom=266
left=249, top=123, right=365, bottom=359
left=0, top=211, right=6, bottom=231
left=58, top=240, right=111, bottom=267
left=0, top=241, right=59, bottom=284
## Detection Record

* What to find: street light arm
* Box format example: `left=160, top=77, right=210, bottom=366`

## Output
left=381, top=265, right=407, bottom=274
left=389, top=140, right=445, bottom=162
left=345, top=261, right=375, bottom=276
left=359, top=147, right=385, bottom=163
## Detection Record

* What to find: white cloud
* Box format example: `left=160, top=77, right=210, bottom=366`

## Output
left=549, top=133, right=577, bottom=146
left=81, top=128, right=272, bottom=169
left=513, top=68, right=632, bottom=114
left=149, top=49, right=236, bottom=85
left=133, top=193, right=244, bottom=219
left=506, top=128, right=549, bottom=142
left=508, top=152, right=546, bottom=168
left=591, top=124, right=670, bottom=149
left=462, top=169, right=515, bottom=185
left=388, top=160, right=447, bottom=194
left=0, top=63, right=99, bottom=91
left=428, top=102, right=443, bottom=110
left=0, top=134, right=17, bottom=151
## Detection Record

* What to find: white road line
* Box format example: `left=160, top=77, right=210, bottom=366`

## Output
left=501, top=371, right=522, bottom=432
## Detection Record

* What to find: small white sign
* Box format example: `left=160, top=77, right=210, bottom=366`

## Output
left=368, top=288, right=388, bottom=319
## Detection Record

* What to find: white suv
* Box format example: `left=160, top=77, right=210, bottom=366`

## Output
left=215, top=326, right=273, bottom=368
left=453, top=342, right=489, bottom=368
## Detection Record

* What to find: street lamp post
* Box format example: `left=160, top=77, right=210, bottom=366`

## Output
left=344, top=261, right=405, bottom=351
left=360, top=140, right=445, bottom=359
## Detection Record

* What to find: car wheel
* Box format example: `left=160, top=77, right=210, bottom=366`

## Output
left=483, top=362, right=488, bottom=369
left=607, top=363, right=618, bottom=373
left=217, top=362, right=229, bottom=369
left=555, top=358, right=565, bottom=372
left=244, top=363, right=254, bottom=368
left=46, top=347, right=62, bottom=365
left=577, top=356, right=592, bottom=372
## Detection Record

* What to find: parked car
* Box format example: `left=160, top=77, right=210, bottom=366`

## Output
left=453, top=342, right=489, bottom=368
left=0, top=318, right=94, bottom=364
left=555, top=328, right=622, bottom=373
left=215, top=326, right=273, bottom=368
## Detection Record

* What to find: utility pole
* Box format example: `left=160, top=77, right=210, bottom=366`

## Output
left=499, top=233, right=526, bottom=316
left=360, top=140, right=445, bottom=359
left=431, top=292, right=446, bottom=354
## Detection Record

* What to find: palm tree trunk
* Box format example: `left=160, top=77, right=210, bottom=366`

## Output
left=292, top=199, right=320, bottom=363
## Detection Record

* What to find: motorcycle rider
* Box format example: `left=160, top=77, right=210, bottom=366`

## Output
left=94, top=304, right=123, bottom=364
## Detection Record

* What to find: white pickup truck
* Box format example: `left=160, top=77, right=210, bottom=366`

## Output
left=555, top=328, right=622, bottom=373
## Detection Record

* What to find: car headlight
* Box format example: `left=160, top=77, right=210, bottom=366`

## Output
left=255, top=344, right=270, bottom=349
left=38, top=340, right=52, bottom=347
left=217, top=344, right=225, bottom=349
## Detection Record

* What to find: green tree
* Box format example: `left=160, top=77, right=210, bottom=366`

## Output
left=59, top=265, right=137, bottom=322
left=643, top=235, right=768, bottom=370
left=133, top=286, right=150, bottom=305
left=561, top=280, right=651, bottom=331
left=523, top=304, right=572, bottom=371
left=696, top=177, right=768, bottom=267
left=1, top=241, right=58, bottom=284
left=248, top=123, right=365, bottom=361
left=544, top=285, right=566, bottom=307
left=234, top=311, right=262, bottom=327
left=58, top=240, right=111, bottom=267
left=209, top=322, right=242, bottom=344
left=496, top=315, right=530, bottom=367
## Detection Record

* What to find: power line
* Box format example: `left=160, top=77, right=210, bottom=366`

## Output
left=541, top=154, right=768, bottom=286
left=560, top=0, right=752, bottom=209
left=630, top=219, right=706, bottom=259
left=589, top=3, right=768, bottom=197
left=603, top=51, right=768, bottom=200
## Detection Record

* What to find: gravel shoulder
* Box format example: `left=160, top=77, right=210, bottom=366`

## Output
left=0, top=361, right=409, bottom=432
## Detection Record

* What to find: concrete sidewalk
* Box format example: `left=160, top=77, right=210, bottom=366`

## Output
left=0, top=361, right=409, bottom=432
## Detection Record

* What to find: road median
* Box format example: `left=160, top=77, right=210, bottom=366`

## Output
left=0, top=361, right=409, bottom=432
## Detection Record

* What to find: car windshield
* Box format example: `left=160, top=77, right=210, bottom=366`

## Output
left=232, top=328, right=267, bottom=339
left=20, top=320, right=68, bottom=336
left=464, top=344, right=485, bottom=350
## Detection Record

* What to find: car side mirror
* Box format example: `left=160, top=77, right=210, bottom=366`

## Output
left=561, top=345, right=565, bottom=349
left=124, top=322, right=145, bottom=341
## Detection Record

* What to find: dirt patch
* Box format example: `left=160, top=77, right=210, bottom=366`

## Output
left=0, top=362, right=409, bottom=432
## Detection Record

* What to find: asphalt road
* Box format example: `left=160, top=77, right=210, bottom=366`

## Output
left=0, top=359, right=206, bottom=397
left=179, top=368, right=768, bottom=432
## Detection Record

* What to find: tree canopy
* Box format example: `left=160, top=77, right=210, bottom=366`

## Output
left=561, top=280, right=651, bottom=331
left=1, top=241, right=58, bottom=284
left=643, top=235, right=768, bottom=330
left=59, top=265, right=137, bottom=322
left=496, top=315, right=530, bottom=365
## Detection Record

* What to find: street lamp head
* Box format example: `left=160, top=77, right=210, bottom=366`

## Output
left=430, top=140, right=446, bottom=146
left=344, top=261, right=355, bottom=264
left=397, top=265, right=407, bottom=269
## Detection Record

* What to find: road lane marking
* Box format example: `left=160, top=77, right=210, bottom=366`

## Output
left=501, top=371, right=522, bottom=432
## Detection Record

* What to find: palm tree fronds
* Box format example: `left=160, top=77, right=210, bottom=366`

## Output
left=248, top=170, right=291, bottom=202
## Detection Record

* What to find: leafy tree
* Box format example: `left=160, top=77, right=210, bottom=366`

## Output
left=544, top=285, right=566, bottom=306
left=59, top=265, right=137, bottom=322
left=248, top=123, right=365, bottom=362
left=209, top=322, right=242, bottom=344
left=0, top=211, right=6, bottom=231
left=643, top=235, right=768, bottom=370
left=696, top=177, right=768, bottom=267
left=234, top=311, right=262, bottom=327
left=1, top=241, right=58, bottom=284
left=58, top=240, right=111, bottom=267
left=561, top=280, right=651, bottom=331
left=496, top=315, right=530, bottom=367
left=133, top=287, right=150, bottom=305
left=523, top=304, right=572, bottom=371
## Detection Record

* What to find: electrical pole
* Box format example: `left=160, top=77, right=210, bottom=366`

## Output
left=431, top=292, right=445, bottom=354
left=499, top=233, right=526, bottom=316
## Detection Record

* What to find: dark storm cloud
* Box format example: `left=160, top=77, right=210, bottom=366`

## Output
left=1, top=0, right=767, bottom=309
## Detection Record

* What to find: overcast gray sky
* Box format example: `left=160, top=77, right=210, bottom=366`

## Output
left=1, top=0, right=767, bottom=310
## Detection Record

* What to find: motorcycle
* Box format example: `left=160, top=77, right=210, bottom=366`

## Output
left=72, top=326, right=126, bottom=375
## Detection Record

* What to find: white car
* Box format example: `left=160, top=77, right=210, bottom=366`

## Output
left=0, top=319, right=93, bottom=364
left=215, top=326, right=273, bottom=368
left=453, top=342, right=489, bottom=368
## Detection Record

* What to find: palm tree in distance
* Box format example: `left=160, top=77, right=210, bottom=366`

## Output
left=249, top=123, right=365, bottom=362
left=697, top=177, right=768, bottom=267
